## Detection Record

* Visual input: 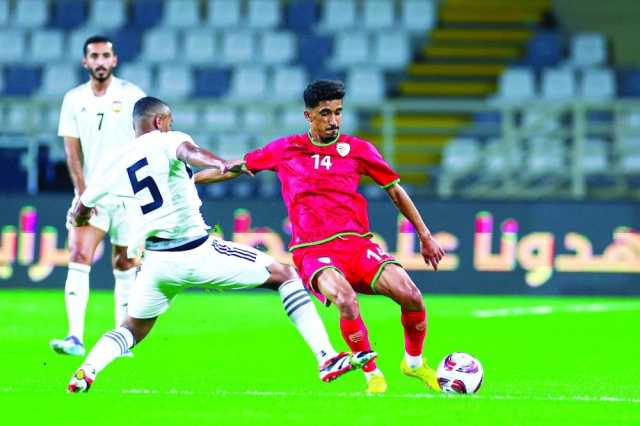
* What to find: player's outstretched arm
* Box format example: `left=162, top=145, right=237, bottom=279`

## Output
left=385, top=183, right=445, bottom=270
left=194, top=162, right=251, bottom=184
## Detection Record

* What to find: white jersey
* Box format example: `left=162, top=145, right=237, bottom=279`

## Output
left=80, top=130, right=209, bottom=255
left=58, top=76, right=145, bottom=188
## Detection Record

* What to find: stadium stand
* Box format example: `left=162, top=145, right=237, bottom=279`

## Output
left=0, top=0, right=638, bottom=199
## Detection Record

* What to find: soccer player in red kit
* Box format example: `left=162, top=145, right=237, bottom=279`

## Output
left=197, top=80, right=445, bottom=393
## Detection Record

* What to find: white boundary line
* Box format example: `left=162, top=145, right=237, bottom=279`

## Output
left=1, top=387, right=638, bottom=404
left=472, top=302, right=640, bottom=318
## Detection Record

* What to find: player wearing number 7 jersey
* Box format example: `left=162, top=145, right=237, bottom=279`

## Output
left=196, top=80, right=446, bottom=394
left=50, top=35, right=146, bottom=357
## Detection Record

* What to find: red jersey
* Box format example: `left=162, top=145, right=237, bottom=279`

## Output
left=244, top=133, right=400, bottom=250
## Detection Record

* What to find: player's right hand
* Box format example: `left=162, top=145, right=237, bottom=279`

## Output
left=225, top=160, right=253, bottom=176
left=68, top=202, right=95, bottom=227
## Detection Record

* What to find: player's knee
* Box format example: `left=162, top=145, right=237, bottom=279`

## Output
left=334, top=287, right=360, bottom=319
left=269, top=262, right=299, bottom=284
left=402, top=282, right=425, bottom=311
left=68, top=247, right=93, bottom=265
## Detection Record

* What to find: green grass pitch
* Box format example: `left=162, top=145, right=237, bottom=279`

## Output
left=1, top=289, right=639, bottom=426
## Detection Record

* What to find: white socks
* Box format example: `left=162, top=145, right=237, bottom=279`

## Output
left=114, top=268, right=136, bottom=326
left=405, top=352, right=423, bottom=369
left=83, top=327, right=135, bottom=374
left=279, top=279, right=338, bottom=365
left=65, top=262, right=91, bottom=342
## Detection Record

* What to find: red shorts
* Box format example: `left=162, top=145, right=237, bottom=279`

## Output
left=292, top=235, right=401, bottom=305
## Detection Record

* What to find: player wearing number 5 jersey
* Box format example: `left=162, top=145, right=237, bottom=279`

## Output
left=65, top=97, right=375, bottom=393
left=196, top=80, right=445, bottom=394
left=50, top=36, right=146, bottom=357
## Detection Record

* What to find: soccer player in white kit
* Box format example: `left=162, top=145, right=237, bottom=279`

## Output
left=66, top=97, right=376, bottom=392
left=50, top=36, right=146, bottom=357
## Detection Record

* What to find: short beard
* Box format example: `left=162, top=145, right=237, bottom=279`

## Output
left=90, top=68, right=112, bottom=83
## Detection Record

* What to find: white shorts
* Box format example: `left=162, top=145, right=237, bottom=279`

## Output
left=67, top=196, right=131, bottom=247
left=127, top=237, right=273, bottom=319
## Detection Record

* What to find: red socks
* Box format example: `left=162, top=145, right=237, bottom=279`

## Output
left=340, top=316, right=376, bottom=372
left=401, top=309, right=426, bottom=356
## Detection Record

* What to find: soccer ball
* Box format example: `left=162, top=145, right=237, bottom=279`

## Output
left=436, top=352, right=483, bottom=394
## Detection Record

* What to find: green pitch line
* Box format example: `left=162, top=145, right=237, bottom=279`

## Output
left=0, top=289, right=639, bottom=426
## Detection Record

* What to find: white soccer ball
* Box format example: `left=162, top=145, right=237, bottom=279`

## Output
left=436, top=352, right=483, bottom=394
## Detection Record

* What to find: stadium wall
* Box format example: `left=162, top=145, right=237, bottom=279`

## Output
left=1, top=194, right=638, bottom=296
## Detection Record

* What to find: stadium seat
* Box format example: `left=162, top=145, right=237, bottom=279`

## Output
left=483, top=138, right=523, bottom=177
left=4, top=66, right=40, bottom=96
left=241, top=107, right=273, bottom=133
left=582, top=138, right=609, bottom=175
left=38, top=64, right=80, bottom=99
left=525, top=138, right=566, bottom=176
left=221, top=31, right=255, bottom=65
left=363, top=0, right=395, bottom=30
left=182, top=30, right=218, bottom=65
left=280, top=105, right=304, bottom=133
left=207, top=0, right=241, bottom=29
left=318, top=0, right=356, bottom=32
left=0, top=0, right=9, bottom=26
left=194, top=67, right=230, bottom=98
left=259, top=31, right=296, bottom=65
left=28, top=29, right=65, bottom=64
left=272, top=66, right=307, bottom=101
left=285, top=0, right=318, bottom=33
left=156, top=65, right=193, bottom=100
left=109, top=29, right=142, bottom=62
left=13, top=0, right=48, bottom=28
left=331, top=32, right=369, bottom=69
left=441, top=138, right=482, bottom=182
left=580, top=68, right=616, bottom=100
left=0, top=66, right=4, bottom=94
left=132, top=0, right=163, bottom=28
left=216, top=132, right=252, bottom=158
left=345, top=67, right=385, bottom=103
left=0, top=30, right=26, bottom=63
left=497, top=68, right=536, bottom=102
left=52, top=0, right=87, bottom=29
left=620, top=137, right=640, bottom=173
left=298, top=34, right=332, bottom=73
left=42, top=105, right=59, bottom=132
left=372, top=32, right=410, bottom=70
left=140, top=29, right=179, bottom=63
left=86, top=0, right=126, bottom=29
left=202, top=105, right=239, bottom=131
left=4, top=104, right=30, bottom=131
left=522, top=107, right=561, bottom=135
left=247, top=0, right=281, bottom=29
left=569, top=33, right=607, bottom=68
left=118, top=63, right=153, bottom=94
left=524, top=31, right=562, bottom=69
left=163, top=0, right=201, bottom=28
left=401, top=0, right=436, bottom=33
left=540, top=68, right=576, bottom=100
left=171, top=105, right=199, bottom=130
left=228, top=66, right=267, bottom=100
left=619, top=69, right=640, bottom=98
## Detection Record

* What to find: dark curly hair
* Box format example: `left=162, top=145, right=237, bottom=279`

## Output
left=303, top=80, right=346, bottom=108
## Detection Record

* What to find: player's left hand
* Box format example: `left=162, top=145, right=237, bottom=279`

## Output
left=225, top=160, right=253, bottom=176
left=420, top=234, right=445, bottom=271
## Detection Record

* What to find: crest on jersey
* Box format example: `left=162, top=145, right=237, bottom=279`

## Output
left=112, top=101, right=122, bottom=113
left=336, top=142, right=350, bottom=157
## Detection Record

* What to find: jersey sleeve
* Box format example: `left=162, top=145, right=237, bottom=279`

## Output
left=244, top=138, right=288, bottom=172
left=57, top=92, right=79, bottom=138
left=359, top=141, right=400, bottom=188
left=165, top=131, right=196, bottom=161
